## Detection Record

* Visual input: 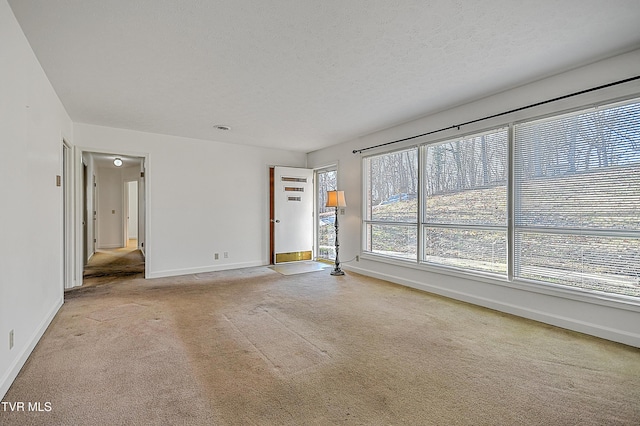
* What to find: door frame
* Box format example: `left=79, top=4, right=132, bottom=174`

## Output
left=62, top=140, right=74, bottom=289
left=269, top=167, right=275, bottom=263
left=269, top=166, right=315, bottom=264
left=123, top=180, right=139, bottom=248
left=314, top=164, right=338, bottom=263
left=72, top=147, right=150, bottom=286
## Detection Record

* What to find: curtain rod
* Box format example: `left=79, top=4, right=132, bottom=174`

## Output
left=352, top=75, right=640, bottom=154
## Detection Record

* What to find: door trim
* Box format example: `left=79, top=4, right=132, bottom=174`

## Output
left=75, top=147, right=150, bottom=283
left=269, top=167, right=275, bottom=264
left=62, top=140, right=74, bottom=289
left=270, top=166, right=314, bottom=264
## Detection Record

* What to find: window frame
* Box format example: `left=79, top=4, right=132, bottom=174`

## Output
left=315, top=165, right=338, bottom=262
left=421, top=127, right=509, bottom=277
left=361, top=96, right=640, bottom=305
left=512, top=100, right=640, bottom=296
left=362, top=146, right=419, bottom=261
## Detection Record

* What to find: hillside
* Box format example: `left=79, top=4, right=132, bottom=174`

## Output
left=368, top=167, right=639, bottom=297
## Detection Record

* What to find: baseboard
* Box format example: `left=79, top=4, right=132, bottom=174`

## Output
left=147, top=260, right=265, bottom=279
left=0, top=297, right=63, bottom=400
left=97, top=243, right=121, bottom=249
left=344, top=265, right=640, bottom=348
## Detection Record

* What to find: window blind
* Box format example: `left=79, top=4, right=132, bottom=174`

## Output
left=422, top=129, right=508, bottom=274
left=514, top=101, right=640, bottom=296
left=364, top=148, right=418, bottom=260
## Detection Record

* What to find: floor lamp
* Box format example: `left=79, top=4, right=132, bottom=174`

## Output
left=326, top=190, right=346, bottom=276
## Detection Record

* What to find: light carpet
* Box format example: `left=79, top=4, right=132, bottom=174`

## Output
left=2, top=261, right=639, bottom=425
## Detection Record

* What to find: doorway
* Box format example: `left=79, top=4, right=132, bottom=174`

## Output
left=269, top=165, right=339, bottom=265
left=270, top=166, right=314, bottom=264
left=80, top=151, right=146, bottom=286
left=125, top=180, right=139, bottom=249
left=315, top=167, right=338, bottom=263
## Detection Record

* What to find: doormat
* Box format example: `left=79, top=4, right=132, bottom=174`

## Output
left=269, top=261, right=332, bottom=276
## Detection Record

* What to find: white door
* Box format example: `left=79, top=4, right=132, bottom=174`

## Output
left=274, top=166, right=314, bottom=263
left=125, top=181, right=138, bottom=246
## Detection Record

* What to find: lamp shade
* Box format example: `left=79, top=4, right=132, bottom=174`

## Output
left=326, top=190, right=346, bottom=208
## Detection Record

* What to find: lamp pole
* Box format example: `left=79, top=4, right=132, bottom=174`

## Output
left=331, top=206, right=344, bottom=276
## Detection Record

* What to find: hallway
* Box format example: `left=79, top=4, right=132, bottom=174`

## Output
left=81, top=239, right=144, bottom=287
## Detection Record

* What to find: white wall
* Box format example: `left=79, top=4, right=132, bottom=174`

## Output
left=96, top=165, right=124, bottom=248
left=92, top=163, right=140, bottom=249
left=74, top=123, right=306, bottom=278
left=308, top=49, right=640, bottom=347
left=0, top=0, right=73, bottom=399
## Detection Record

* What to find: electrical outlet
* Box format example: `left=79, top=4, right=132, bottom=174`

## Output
left=214, top=253, right=219, bottom=260
left=340, top=208, right=346, bottom=215
left=9, top=329, right=14, bottom=350
left=224, top=252, right=228, bottom=258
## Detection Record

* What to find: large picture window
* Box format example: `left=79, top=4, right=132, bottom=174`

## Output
left=363, top=148, right=418, bottom=260
left=363, top=98, right=640, bottom=299
left=514, top=101, right=640, bottom=296
left=423, top=129, right=508, bottom=274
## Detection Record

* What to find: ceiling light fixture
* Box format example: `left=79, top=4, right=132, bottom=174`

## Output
left=113, top=158, right=123, bottom=167
left=213, top=124, right=231, bottom=131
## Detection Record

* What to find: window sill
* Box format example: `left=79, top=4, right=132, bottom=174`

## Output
left=359, top=252, right=640, bottom=312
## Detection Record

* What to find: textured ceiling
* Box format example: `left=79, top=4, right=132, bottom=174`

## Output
left=8, top=0, right=640, bottom=153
